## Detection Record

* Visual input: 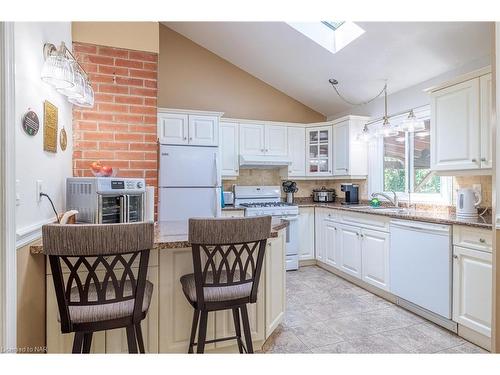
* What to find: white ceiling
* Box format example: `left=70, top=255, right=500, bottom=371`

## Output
left=162, top=22, right=492, bottom=117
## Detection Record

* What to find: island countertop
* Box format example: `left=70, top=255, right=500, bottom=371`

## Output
left=30, top=218, right=289, bottom=254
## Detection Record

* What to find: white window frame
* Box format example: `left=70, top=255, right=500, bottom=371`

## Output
left=368, top=105, right=452, bottom=205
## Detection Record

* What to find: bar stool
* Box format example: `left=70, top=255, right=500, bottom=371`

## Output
left=180, top=216, right=272, bottom=353
left=42, top=222, right=155, bottom=354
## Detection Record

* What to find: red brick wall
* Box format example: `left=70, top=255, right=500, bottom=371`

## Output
left=72, top=42, right=158, bottom=211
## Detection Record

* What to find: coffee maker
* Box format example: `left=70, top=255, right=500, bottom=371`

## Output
left=341, top=183, right=359, bottom=205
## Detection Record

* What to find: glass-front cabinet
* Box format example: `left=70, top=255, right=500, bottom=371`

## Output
left=306, top=126, right=333, bottom=176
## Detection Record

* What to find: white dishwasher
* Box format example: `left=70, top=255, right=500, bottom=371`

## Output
left=390, top=220, right=452, bottom=319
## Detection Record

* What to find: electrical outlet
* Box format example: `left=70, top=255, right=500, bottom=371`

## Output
left=472, top=183, right=482, bottom=198
left=36, top=180, right=43, bottom=202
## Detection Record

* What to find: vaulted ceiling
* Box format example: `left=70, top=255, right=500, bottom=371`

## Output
left=162, top=22, right=492, bottom=117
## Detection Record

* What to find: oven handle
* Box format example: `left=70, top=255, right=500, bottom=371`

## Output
left=121, top=195, right=127, bottom=223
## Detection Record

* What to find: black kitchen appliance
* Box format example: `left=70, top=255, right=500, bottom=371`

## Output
left=341, top=183, right=359, bottom=205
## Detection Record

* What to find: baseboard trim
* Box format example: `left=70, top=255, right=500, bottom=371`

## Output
left=299, top=259, right=316, bottom=267
left=458, top=324, right=491, bottom=351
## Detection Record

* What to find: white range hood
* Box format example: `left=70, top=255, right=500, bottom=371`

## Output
left=239, top=155, right=292, bottom=169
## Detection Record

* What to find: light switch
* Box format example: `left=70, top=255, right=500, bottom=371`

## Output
left=15, top=179, right=21, bottom=206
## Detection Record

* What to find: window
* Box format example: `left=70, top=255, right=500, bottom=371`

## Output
left=372, top=107, right=451, bottom=204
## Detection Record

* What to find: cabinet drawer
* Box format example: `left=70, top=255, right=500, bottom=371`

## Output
left=341, top=211, right=390, bottom=232
left=453, top=225, right=492, bottom=252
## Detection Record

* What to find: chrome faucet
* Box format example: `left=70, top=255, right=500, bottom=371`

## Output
left=371, top=191, right=399, bottom=208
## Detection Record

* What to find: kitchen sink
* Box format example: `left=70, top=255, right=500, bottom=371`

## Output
left=347, top=206, right=411, bottom=215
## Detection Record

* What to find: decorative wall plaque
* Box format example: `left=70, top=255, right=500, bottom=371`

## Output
left=60, top=127, right=68, bottom=151
left=43, top=100, right=58, bottom=153
left=22, top=110, right=40, bottom=136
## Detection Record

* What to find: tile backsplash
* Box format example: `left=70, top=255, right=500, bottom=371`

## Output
left=223, top=170, right=493, bottom=208
left=222, top=169, right=368, bottom=200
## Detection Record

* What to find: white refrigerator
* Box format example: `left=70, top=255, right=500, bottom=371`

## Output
left=159, top=145, right=222, bottom=221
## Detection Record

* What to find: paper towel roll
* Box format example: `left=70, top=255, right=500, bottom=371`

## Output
left=145, top=186, right=155, bottom=222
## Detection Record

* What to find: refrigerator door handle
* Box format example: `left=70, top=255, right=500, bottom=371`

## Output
left=213, top=151, right=219, bottom=187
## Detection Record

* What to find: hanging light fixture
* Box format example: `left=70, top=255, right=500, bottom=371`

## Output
left=377, top=84, right=398, bottom=137
left=399, top=109, right=425, bottom=132
left=356, top=123, right=374, bottom=142
left=41, top=42, right=94, bottom=108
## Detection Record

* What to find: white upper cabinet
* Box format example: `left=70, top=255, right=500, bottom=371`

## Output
left=265, top=124, right=288, bottom=156
left=188, top=115, right=219, bottom=146
left=158, top=113, right=189, bottom=145
left=219, top=122, right=239, bottom=177
left=239, top=123, right=266, bottom=155
left=333, top=120, right=349, bottom=175
left=480, top=74, right=492, bottom=169
left=239, top=122, right=288, bottom=157
left=332, top=117, right=369, bottom=177
left=158, top=109, right=223, bottom=146
left=430, top=71, right=492, bottom=172
left=287, top=127, right=306, bottom=176
left=306, top=126, right=332, bottom=177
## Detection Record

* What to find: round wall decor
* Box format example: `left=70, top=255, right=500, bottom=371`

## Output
left=22, top=110, right=40, bottom=136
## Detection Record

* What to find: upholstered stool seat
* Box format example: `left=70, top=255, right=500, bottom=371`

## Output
left=180, top=272, right=252, bottom=304
left=66, top=281, right=154, bottom=324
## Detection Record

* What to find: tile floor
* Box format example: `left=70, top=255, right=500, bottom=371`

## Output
left=262, top=266, right=488, bottom=354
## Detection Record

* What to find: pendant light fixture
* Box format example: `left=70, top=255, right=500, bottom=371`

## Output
left=41, top=42, right=94, bottom=108
left=356, top=123, right=374, bottom=142
left=400, top=109, right=425, bottom=132
left=377, top=84, right=398, bottom=137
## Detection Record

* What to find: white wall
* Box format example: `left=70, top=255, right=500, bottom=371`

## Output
left=14, top=22, right=73, bottom=247
left=328, top=56, right=492, bottom=121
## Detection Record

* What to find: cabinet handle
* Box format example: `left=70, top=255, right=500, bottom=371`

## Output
left=189, top=137, right=193, bottom=141
left=481, top=157, right=487, bottom=162
left=235, top=169, right=239, bottom=173
left=261, top=149, right=265, bottom=152
left=479, top=238, right=486, bottom=243
left=453, top=255, right=458, bottom=259
left=360, top=234, right=364, bottom=238
left=266, top=149, right=269, bottom=152
left=183, top=137, right=187, bottom=140
left=472, top=158, right=477, bottom=163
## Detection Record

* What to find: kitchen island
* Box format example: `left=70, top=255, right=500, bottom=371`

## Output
left=37, top=219, right=288, bottom=353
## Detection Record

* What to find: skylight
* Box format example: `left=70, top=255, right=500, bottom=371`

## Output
left=321, top=21, right=345, bottom=31
left=287, top=22, right=365, bottom=54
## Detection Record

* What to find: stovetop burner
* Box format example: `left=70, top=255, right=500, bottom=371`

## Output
left=239, top=202, right=295, bottom=208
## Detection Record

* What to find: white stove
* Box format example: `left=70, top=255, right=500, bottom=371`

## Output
left=234, top=186, right=299, bottom=270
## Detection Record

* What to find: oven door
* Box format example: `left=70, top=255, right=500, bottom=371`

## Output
left=275, top=214, right=299, bottom=271
left=98, top=195, right=126, bottom=223
left=126, top=194, right=144, bottom=222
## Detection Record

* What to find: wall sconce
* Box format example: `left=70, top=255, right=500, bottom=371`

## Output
left=41, top=42, right=94, bottom=108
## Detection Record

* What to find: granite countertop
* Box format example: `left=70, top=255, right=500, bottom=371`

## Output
left=30, top=218, right=289, bottom=254
left=295, top=200, right=492, bottom=229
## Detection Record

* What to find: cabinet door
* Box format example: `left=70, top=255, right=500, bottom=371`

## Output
left=298, top=207, right=315, bottom=260
left=239, top=123, right=265, bottom=155
left=324, top=220, right=340, bottom=269
left=105, top=267, right=159, bottom=353
left=480, top=74, right=492, bottom=169
left=453, top=246, right=492, bottom=337
left=338, top=224, right=362, bottom=278
left=361, top=229, right=390, bottom=291
left=158, top=113, right=189, bottom=145
left=188, top=115, right=219, bottom=146
left=46, top=274, right=106, bottom=353
left=159, top=248, right=216, bottom=353
left=333, top=120, right=350, bottom=176
left=265, top=124, right=288, bottom=156
left=265, top=232, right=286, bottom=338
left=314, top=209, right=326, bottom=262
left=431, top=78, right=480, bottom=171
left=287, top=127, right=306, bottom=176
left=306, top=127, right=332, bottom=177
left=220, top=122, right=239, bottom=177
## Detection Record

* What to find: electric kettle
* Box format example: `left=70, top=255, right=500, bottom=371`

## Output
left=456, top=188, right=481, bottom=218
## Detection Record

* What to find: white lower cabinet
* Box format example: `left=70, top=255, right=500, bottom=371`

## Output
left=360, top=229, right=390, bottom=291
left=324, top=220, right=340, bottom=268
left=337, top=223, right=362, bottom=278
left=453, top=245, right=492, bottom=337
left=315, top=208, right=390, bottom=291
left=265, top=231, right=286, bottom=338
left=298, top=207, right=315, bottom=260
